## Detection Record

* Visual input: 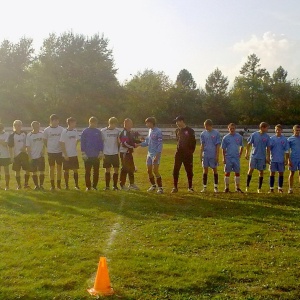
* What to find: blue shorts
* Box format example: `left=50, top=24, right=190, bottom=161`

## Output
left=270, top=162, right=285, bottom=173
left=202, top=157, right=218, bottom=169
left=289, top=160, right=300, bottom=172
left=146, top=154, right=161, bottom=166
left=224, top=158, right=240, bottom=173
left=250, top=157, right=266, bottom=171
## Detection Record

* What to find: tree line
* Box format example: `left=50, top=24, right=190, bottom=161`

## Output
left=1, top=32, right=300, bottom=126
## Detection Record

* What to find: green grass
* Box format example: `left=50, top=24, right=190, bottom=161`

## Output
left=0, top=141, right=300, bottom=299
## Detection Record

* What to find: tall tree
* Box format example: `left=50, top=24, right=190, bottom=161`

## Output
left=176, top=69, right=197, bottom=90
left=203, top=68, right=231, bottom=124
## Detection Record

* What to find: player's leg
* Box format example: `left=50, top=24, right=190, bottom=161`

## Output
left=278, top=171, right=284, bottom=193
left=112, top=155, right=120, bottom=190
left=127, top=153, right=138, bottom=189
left=84, top=158, right=93, bottom=190
left=212, top=166, right=219, bottom=192
left=201, top=157, right=209, bottom=192
left=13, top=155, right=22, bottom=189
left=147, top=157, right=156, bottom=191
left=119, top=153, right=128, bottom=189
left=63, top=159, right=70, bottom=190
left=21, top=153, right=30, bottom=188
left=56, top=154, right=63, bottom=189
left=71, top=157, right=80, bottom=189
left=269, top=164, right=276, bottom=193
left=183, top=154, right=194, bottom=191
left=39, top=157, right=45, bottom=189
left=258, top=169, right=264, bottom=192
left=73, top=169, right=79, bottom=189
left=92, top=158, right=100, bottom=190
left=288, top=170, right=295, bottom=193
left=246, top=157, right=256, bottom=191
left=153, top=163, right=163, bottom=193
left=172, top=152, right=183, bottom=192
left=4, top=165, right=10, bottom=190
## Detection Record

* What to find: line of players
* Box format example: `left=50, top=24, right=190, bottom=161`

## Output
left=0, top=114, right=299, bottom=194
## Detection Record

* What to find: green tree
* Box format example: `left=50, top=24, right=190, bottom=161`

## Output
left=176, top=69, right=197, bottom=90
left=204, top=68, right=231, bottom=124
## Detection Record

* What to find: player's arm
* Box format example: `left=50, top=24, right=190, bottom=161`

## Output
left=25, top=136, right=32, bottom=160
left=222, top=148, right=226, bottom=164
left=190, top=129, right=196, bottom=154
left=60, top=141, right=68, bottom=160
left=245, top=143, right=251, bottom=160
left=200, top=143, right=204, bottom=162
left=266, top=146, right=271, bottom=164
left=239, top=146, right=244, bottom=158
left=154, top=130, right=163, bottom=162
left=215, top=143, right=220, bottom=164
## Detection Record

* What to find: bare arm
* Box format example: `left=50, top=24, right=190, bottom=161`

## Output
left=60, top=141, right=69, bottom=160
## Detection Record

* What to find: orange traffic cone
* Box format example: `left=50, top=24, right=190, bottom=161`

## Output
left=87, top=257, right=114, bottom=296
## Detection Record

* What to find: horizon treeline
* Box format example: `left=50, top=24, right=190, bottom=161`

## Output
left=1, top=31, right=300, bottom=126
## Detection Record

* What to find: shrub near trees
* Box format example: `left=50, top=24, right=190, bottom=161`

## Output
left=1, top=32, right=300, bottom=125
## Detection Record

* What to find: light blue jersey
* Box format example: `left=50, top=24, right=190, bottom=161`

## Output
left=270, top=135, right=289, bottom=163
left=247, top=131, right=270, bottom=159
left=221, top=133, right=243, bottom=158
left=200, top=129, right=221, bottom=159
left=288, top=135, right=300, bottom=161
left=141, top=127, right=163, bottom=156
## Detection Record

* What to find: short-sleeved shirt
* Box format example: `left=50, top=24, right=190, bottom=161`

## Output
left=60, top=129, right=80, bottom=157
left=26, top=131, right=44, bottom=159
left=140, top=127, right=163, bottom=156
left=221, top=133, right=243, bottom=159
left=0, top=132, right=10, bottom=158
left=101, top=127, right=120, bottom=155
left=200, top=129, right=221, bottom=158
left=43, top=126, right=64, bottom=153
left=288, top=135, right=300, bottom=161
left=8, top=131, right=27, bottom=157
left=270, top=135, right=289, bottom=163
left=247, top=131, right=270, bottom=159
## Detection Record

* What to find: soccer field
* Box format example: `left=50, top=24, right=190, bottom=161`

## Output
left=0, top=141, right=300, bottom=299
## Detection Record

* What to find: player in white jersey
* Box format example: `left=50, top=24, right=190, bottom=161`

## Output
left=60, top=117, right=80, bottom=190
left=101, top=117, right=120, bottom=190
left=43, top=114, right=64, bottom=190
left=8, top=120, right=30, bottom=189
left=0, top=123, right=11, bottom=190
left=26, top=121, right=45, bottom=190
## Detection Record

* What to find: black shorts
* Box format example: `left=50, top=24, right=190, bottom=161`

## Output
left=48, top=152, right=63, bottom=167
left=63, top=156, right=79, bottom=171
left=30, top=157, right=45, bottom=172
left=103, top=154, right=120, bottom=168
left=12, top=152, right=30, bottom=172
left=0, top=158, right=11, bottom=167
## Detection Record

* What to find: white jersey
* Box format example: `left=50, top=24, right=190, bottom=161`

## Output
left=60, top=128, right=80, bottom=157
left=0, top=131, right=10, bottom=159
left=44, top=126, right=64, bottom=153
left=101, top=127, right=120, bottom=155
left=26, top=131, right=44, bottom=159
left=8, top=131, right=27, bottom=157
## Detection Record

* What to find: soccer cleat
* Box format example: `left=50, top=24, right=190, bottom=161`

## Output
left=129, top=184, right=140, bottom=190
left=245, top=187, right=249, bottom=192
left=75, top=186, right=80, bottom=190
left=157, top=187, right=164, bottom=194
left=57, top=185, right=62, bottom=190
left=16, top=185, right=22, bottom=190
left=147, top=185, right=157, bottom=192
left=257, top=189, right=262, bottom=193
left=236, top=188, right=244, bottom=193
left=39, top=186, right=45, bottom=191
left=224, top=188, right=230, bottom=193
left=200, top=188, right=207, bottom=193
left=5, top=187, right=9, bottom=191
left=188, top=188, right=195, bottom=193
left=171, top=187, right=178, bottom=193
left=288, top=189, right=293, bottom=194
left=50, top=187, right=55, bottom=191
left=24, top=185, right=31, bottom=189
left=113, top=186, right=119, bottom=191
left=34, top=186, right=40, bottom=191
left=92, top=187, right=98, bottom=191
left=278, top=189, right=283, bottom=193
left=268, top=189, right=274, bottom=193
left=120, top=185, right=129, bottom=191
left=103, top=187, right=110, bottom=191
left=214, top=187, right=218, bottom=193
left=86, top=187, right=92, bottom=191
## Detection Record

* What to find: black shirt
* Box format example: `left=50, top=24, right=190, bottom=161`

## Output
left=175, top=126, right=196, bottom=154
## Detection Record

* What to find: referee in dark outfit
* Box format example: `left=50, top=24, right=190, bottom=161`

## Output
left=171, top=116, right=196, bottom=193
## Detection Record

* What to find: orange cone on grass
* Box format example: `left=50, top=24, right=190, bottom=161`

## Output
left=88, top=257, right=114, bottom=296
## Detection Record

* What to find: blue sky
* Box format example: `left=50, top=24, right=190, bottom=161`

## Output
left=1, top=0, right=300, bottom=86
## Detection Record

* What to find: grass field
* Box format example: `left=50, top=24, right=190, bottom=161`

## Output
left=1, top=141, right=300, bottom=299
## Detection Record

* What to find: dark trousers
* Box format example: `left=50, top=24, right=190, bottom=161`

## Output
left=84, top=157, right=100, bottom=188
left=173, top=151, right=193, bottom=188
left=120, top=152, right=135, bottom=186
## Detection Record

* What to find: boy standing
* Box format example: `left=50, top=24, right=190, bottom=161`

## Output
left=101, top=117, right=120, bottom=190
left=60, top=117, right=80, bottom=190
left=245, top=122, right=271, bottom=193
left=26, top=121, right=45, bottom=190
left=287, top=125, right=300, bottom=194
left=0, top=123, right=11, bottom=190
left=140, top=117, right=163, bottom=194
left=221, top=123, right=244, bottom=193
left=269, top=124, right=289, bottom=193
left=171, top=116, right=196, bottom=193
left=44, top=114, right=64, bottom=190
left=8, top=120, right=30, bottom=189
left=81, top=117, right=103, bottom=191
left=200, top=119, right=221, bottom=193
left=119, top=118, right=141, bottom=190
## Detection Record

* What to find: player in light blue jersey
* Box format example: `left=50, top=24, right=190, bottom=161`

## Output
left=221, top=123, right=244, bottom=193
left=200, top=119, right=221, bottom=192
left=269, top=124, right=289, bottom=193
left=140, top=117, right=163, bottom=194
left=245, top=122, right=271, bottom=193
left=287, top=124, right=300, bottom=194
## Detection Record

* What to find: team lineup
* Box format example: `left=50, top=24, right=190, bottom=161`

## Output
left=0, top=114, right=299, bottom=194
